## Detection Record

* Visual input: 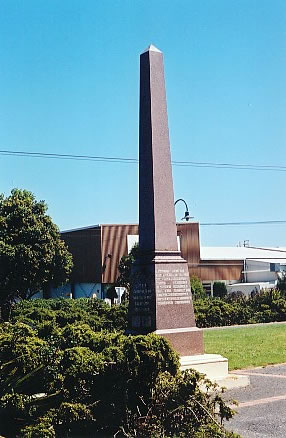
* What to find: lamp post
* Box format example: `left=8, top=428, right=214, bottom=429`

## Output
left=174, top=198, right=193, bottom=221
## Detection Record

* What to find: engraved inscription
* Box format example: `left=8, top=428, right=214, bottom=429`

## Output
left=132, top=282, right=152, bottom=313
left=130, top=270, right=155, bottom=329
left=156, top=267, right=192, bottom=306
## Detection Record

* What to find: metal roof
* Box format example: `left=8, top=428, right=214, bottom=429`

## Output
left=200, top=246, right=286, bottom=261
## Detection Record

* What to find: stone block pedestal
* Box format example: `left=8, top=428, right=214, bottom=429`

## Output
left=180, top=354, right=228, bottom=379
left=129, top=252, right=204, bottom=357
left=155, top=327, right=203, bottom=356
left=180, top=354, right=250, bottom=389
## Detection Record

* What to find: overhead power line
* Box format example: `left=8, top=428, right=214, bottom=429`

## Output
left=0, top=150, right=138, bottom=164
left=1, top=149, right=286, bottom=172
left=200, top=220, right=286, bottom=226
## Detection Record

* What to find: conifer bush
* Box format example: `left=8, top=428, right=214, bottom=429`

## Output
left=194, top=289, right=286, bottom=327
left=0, top=298, right=238, bottom=437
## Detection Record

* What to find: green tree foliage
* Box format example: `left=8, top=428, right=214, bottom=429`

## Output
left=0, top=189, right=73, bottom=314
left=190, top=275, right=206, bottom=299
left=277, top=273, right=286, bottom=295
left=116, top=243, right=139, bottom=291
left=105, top=285, right=118, bottom=305
left=213, top=282, right=228, bottom=298
left=0, top=298, right=238, bottom=437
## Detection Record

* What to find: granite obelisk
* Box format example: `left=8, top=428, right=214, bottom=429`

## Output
left=128, top=45, right=203, bottom=356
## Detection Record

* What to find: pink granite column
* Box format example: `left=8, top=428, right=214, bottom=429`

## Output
left=139, top=45, right=178, bottom=252
left=128, top=45, right=203, bottom=356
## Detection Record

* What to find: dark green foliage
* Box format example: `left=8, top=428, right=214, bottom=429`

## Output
left=213, top=281, right=228, bottom=298
left=122, top=370, right=239, bottom=438
left=105, top=285, right=118, bottom=305
left=0, top=298, right=237, bottom=437
left=277, top=273, right=286, bottom=294
left=11, top=297, right=128, bottom=332
left=0, top=189, right=73, bottom=316
left=116, top=243, right=139, bottom=292
left=194, top=289, right=286, bottom=328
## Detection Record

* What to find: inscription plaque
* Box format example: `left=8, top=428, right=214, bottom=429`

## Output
left=156, top=267, right=192, bottom=306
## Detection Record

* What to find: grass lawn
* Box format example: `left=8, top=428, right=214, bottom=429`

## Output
left=204, top=323, right=286, bottom=370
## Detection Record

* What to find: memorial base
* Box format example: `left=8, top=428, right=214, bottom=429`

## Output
left=155, top=327, right=204, bottom=356
left=180, top=354, right=250, bottom=389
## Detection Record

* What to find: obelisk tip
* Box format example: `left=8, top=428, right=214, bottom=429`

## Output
left=141, top=44, right=162, bottom=54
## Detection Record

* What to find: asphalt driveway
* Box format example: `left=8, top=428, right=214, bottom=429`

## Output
left=225, top=364, right=286, bottom=437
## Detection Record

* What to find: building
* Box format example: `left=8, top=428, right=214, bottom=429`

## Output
left=45, top=223, right=286, bottom=298
left=201, top=246, right=286, bottom=295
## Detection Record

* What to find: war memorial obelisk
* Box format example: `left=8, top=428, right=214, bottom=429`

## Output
left=128, top=44, right=204, bottom=356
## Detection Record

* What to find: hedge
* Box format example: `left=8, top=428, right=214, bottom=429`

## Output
left=194, top=289, right=286, bottom=328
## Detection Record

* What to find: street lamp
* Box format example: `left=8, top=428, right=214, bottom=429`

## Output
left=174, top=199, right=193, bottom=221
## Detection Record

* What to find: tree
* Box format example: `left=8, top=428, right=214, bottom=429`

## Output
left=105, top=285, right=118, bottom=306
left=213, top=281, right=228, bottom=298
left=116, top=243, right=139, bottom=292
left=0, top=189, right=73, bottom=316
left=277, top=273, right=286, bottom=295
left=190, top=275, right=206, bottom=299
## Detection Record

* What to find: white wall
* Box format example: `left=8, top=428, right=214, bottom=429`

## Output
left=245, top=260, right=277, bottom=283
left=227, top=282, right=272, bottom=296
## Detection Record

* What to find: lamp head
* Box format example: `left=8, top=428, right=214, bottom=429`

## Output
left=181, top=210, right=194, bottom=221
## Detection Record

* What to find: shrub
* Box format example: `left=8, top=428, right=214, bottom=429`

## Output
left=194, top=289, right=286, bottom=328
left=213, top=282, right=228, bottom=298
left=277, top=273, right=286, bottom=295
left=121, top=369, right=239, bottom=438
left=0, top=300, right=237, bottom=437
left=21, top=421, right=56, bottom=438
left=11, top=298, right=128, bottom=333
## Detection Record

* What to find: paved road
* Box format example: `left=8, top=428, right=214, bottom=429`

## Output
left=225, top=364, right=286, bottom=437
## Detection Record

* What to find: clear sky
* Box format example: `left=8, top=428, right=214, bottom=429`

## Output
left=0, top=0, right=285, bottom=247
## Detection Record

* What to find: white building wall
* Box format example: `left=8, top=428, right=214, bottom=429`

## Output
left=245, top=260, right=278, bottom=283
left=227, top=283, right=268, bottom=296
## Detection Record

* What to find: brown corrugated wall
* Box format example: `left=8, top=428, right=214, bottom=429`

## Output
left=61, top=226, right=102, bottom=283
left=101, top=223, right=202, bottom=283
left=62, top=223, right=243, bottom=284
left=101, top=224, right=138, bottom=284
left=190, top=260, right=243, bottom=282
left=177, top=222, right=200, bottom=265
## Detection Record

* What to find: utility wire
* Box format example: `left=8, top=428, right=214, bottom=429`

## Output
left=1, top=149, right=286, bottom=172
left=62, top=221, right=286, bottom=230
left=200, top=220, right=286, bottom=226
left=3, top=149, right=286, bottom=229
left=2, top=150, right=286, bottom=226
left=0, top=150, right=138, bottom=164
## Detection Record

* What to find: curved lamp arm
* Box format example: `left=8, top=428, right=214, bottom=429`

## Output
left=174, top=198, right=193, bottom=221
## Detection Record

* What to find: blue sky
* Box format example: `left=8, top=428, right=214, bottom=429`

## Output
left=0, top=0, right=285, bottom=246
